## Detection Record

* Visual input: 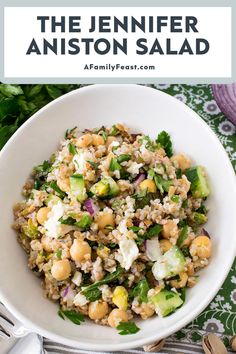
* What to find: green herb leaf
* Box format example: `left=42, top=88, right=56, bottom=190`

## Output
left=82, top=288, right=102, bottom=302
left=50, top=181, right=66, bottom=199
left=176, top=168, right=182, bottom=179
left=134, top=190, right=159, bottom=210
left=156, top=131, right=173, bottom=157
left=58, top=309, right=85, bottom=325
left=75, top=214, right=92, bottom=230
left=109, top=158, right=121, bottom=171
left=116, top=321, right=140, bottom=335
left=177, top=225, right=189, bottom=247
left=129, top=279, right=149, bottom=303
left=145, top=224, right=162, bottom=238
left=59, top=217, right=76, bottom=225
left=34, top=160, right=51, bottom=174
left=56, top=249, right=62, bottom=259
left=109, top=125, right=120, bottom=136
left=68, top=142, right=77, bottom=155
left=117, top=154, right=131, bottom=163
left=65, top=127, right=77, bottom=139
left=82, top=266, right=124, bottom=298
left=154, top=175, right=173, bottom=194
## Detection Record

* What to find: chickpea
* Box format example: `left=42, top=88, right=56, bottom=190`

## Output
left=140, top=179, right=157, bottom=193
left=159, top=239, right=172, bottom=253
left=170, top=272, right=188, bottom=289
left=171, top=154, right=191, bottom=170
left=57, top=177, right=70, bottom=193
left=42, top=236, right=54, bottom=252
left=70, top=239, right=91, bottom=263
left=76, top=134, right=93, bottom=148
left=88, top=301, right=109, bottom=320
left=51, top=259, right=71, bottom=281
left=190, top=236, right=212, bottom=259
left=92, top=134, right=105, bottom=146
left=108, top=309, right=128, bottom=328
left=96, top=212, right=115, bottom=231
left=36, top=207, right=50, bottom=225
left=162, top=220, right=179, bottom=239
left=140, top=303, right=155, bottom=319
left=106, top=136, right=117, bottom=146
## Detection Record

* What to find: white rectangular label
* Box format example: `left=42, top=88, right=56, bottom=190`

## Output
left=4, top=7, right=232, bottom=78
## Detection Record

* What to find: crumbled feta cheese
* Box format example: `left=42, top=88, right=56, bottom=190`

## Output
left=118, top=239, right=139, bottom=270
left=127, top=162, right=143, bottom=176
left=73, top=151, right=94, bottom=174
left=73, top=292, right=88, bottom=307
left=44, top=202, right=64, bottom=238
left=72, top=271, right=82, bottom=286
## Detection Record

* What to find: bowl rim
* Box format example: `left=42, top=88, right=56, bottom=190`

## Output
left=0, top=84, right=236, bottom=351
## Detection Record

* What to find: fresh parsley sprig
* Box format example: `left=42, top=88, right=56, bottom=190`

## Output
left=116, top=321, right=140, bottom=335
left=58, top=308, right=85, bottom=325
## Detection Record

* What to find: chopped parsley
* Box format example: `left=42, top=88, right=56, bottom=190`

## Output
left=116, top=321, right=140, bottom=335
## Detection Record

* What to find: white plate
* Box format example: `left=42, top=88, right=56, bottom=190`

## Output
left=0, top=84, right=235, bottom=351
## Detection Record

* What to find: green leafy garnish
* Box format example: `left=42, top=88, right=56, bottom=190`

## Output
left=134, top=189, right=159, bottom=210
left=58, top=309, right=85, bottom=325
left=68, top=142, right=77, bottom=155
left=34, top=160, right=51, bottom=174
left=109, top=158, right=121, bottom=171
left=116, top=321, right=140, bottom=335
left=177, top=225, right=189, bottom=247
left=56, top=249, right=62, bottom=259
left=181, top=246, right=191, bottom=257
left=130, top=279, right=149, bottom=303
left=82, top=267, right=124, bottom=299
left=145, top=224, right=162, bottom=238
left=65, top=126, right=77, bottom=139
left=83, top=288, right=102, bottom=302
left=176, top=168, right=182, bottom=179
left=154, top=175, right=173, bottom=194
left=196, top=205, right=207, bottom=214
left=109, top=125, right=120, bottom=136
left=156, top=131, right=173, bottom=157
left=50, top=181, right=66, bottom=199
left=117, top=154, right=131, bottom=163
left=75, top=214, right=92, bottom=230
left=59, top=216, right=76, bottom=225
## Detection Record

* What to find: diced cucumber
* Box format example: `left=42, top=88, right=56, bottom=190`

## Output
left=151, top=289, right=183, bottom=317
left=45, top=194, right=61, bottom=206
left=152, top=246, right=185, bottom=280
left=70, top=174, right=87, bottom=202
left=90, top=177, right=119, bottom=198
left=185, top=166, right=210, bottom=198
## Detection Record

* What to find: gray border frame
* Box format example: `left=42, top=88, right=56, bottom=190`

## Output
left=0, top=0, right=235, bottom=84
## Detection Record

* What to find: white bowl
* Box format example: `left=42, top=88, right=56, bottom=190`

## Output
left=0, top=84, right=235, bottom=351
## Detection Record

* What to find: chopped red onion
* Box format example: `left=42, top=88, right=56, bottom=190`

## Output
left=84, top=198, right=98, bottom=216
left=134, top=173, right=146, bottom=187
left=62, top=286, right=75, bottom=306
left=202, top=228, right=211, bottom=238
left=212, top=84, right=236, bottom=125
